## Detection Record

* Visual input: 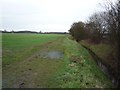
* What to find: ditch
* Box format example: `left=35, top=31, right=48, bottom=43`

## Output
left=82, top=45, right=119, bottom=87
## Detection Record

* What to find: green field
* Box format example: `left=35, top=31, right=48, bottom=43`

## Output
left=2, top=33, right=113, bottom=88
left=2, top=33, right=64, bottom=65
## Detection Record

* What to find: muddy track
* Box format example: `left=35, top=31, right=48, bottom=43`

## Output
left=2, top=38, right=65, bottom=88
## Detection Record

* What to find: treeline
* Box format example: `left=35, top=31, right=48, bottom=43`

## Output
left=69, top=0, right=120, bottom=44
left=1, top=30, right=68, bottom=34
left=1, top=30, right=38, bottom=33
left=69, top=0, right=120, bottom=84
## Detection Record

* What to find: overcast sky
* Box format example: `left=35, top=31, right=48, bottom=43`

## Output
left=0, top=0, right=117, bottom=32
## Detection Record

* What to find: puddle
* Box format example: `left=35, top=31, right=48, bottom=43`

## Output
left=39, top=51, right=64, bottom=59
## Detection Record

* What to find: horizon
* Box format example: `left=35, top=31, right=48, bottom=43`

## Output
left=0, top=29, right=69, bottom=33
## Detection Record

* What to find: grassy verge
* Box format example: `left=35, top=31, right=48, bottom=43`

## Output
left=51, top=37, right=113, bottom=88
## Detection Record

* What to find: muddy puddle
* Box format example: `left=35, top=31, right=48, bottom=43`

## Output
left=38, top=51, right=64, bottom=59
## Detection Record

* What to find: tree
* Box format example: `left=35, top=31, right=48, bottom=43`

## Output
left=87, top=12, right=104, bottom=43
left=39, top=30, right=42, bottom=34
left=69, top=21, right=88, bottom=41
left=103, top=0, right=120, bottom=87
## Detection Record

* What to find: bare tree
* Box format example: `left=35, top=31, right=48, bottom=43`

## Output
left=87, top=12, right=105, bottom=43
left=103, top=0, right=120, bottom=87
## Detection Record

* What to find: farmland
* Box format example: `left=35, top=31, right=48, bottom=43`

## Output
left=2, top=33, right=64, bottom=65
left=2, top=33, right=113, bottom=88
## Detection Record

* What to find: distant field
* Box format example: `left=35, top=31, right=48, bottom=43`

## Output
left=2, top=33, right=65, bottom=65
left=3, top=33, right=64, bottom=52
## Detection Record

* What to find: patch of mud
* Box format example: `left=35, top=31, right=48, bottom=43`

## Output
left=39, top=51, right=64, bottom=59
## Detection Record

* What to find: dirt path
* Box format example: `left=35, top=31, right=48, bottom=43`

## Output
left=2, top=38, right=65, bottom=88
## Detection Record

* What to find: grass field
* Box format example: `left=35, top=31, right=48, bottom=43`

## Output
left=2, top=33, right=113, bottom=88
left=2, top=33, right=64, bottom=65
